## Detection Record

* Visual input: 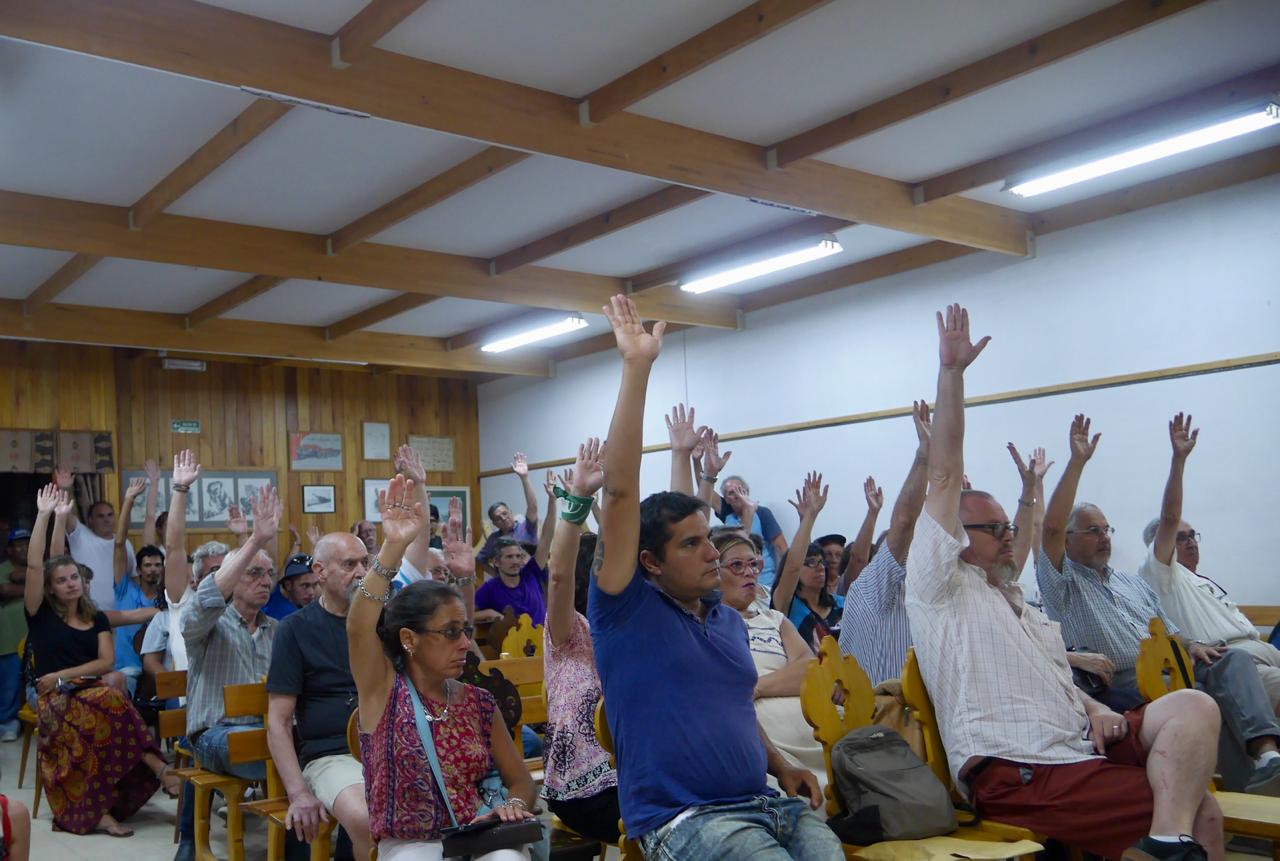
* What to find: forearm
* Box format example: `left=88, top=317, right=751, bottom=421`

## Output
left=759, top=721, right=790, bottom=777
left=546, top=518, right=582, bottom=646
left=1010, top=481, right=1037, bottom=573
left=142, top=482, right=159, bottom=547
left=923, top=368, right=965, bottom=527
left=534, top=491, right=556, bottom=568
left=212, top=534, right=267, bottom=599
left=772, top=515, right=816, bottom=612
left=520, top=474, right=538, bottom=524
left=25, top=511, right=52, bottom=611
left=670, top=447, right=694, bottom=495
left=599, top=362, right=651, bottom=590
left=1153, top=454, right=1187, bottom=563
left=838, top=507, right=879, bottom=595
left=50, top=513, right=67, bottom=557
left=115, top=494, right=140, bottom=582
left=754, top=658, right=808, bottom=699
left=106, top=607, right=159, bottom=627
left=887, top=453, right=928, bottom=560
left=267, top=720, right=309, bottom=798
left=163, top=486, right=192, bottom=601
left=1043, top=458, right=1085, bottom=565
left=142, top=652, right=166, bottom=677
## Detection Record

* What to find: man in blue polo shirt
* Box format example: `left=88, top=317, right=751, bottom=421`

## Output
left=589, top=294, right=836, bottom=860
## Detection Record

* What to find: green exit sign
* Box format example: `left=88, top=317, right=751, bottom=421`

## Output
left=171, top=420, right=200, bottom=434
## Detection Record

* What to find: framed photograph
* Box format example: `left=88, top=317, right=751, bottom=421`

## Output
left=302, top=484, right=336, bottom=514
left=122, top=468, right=275, bottom=529
left=290, top=431, right=343, bottom=471
left=127, top=478, right=167, bottom=526
left=362, top=422, right=390, bottom=461
left=235, top=475, right=274, bottom=521
left=426, top=485, right=471, bottom=532
left=363, top=478, right=390, bottom=523
left=198, top=476, right=234, bottom=523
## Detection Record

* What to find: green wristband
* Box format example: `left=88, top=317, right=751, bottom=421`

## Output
left=553, top=485, right=593, bottom=525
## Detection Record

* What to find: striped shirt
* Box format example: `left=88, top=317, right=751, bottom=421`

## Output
left=181, top=572, right=275, bottom=737
left=840, top=544, right=912, bottom=685
left=1035, top=549, right=1178, bottom=672
left=906, top=512, right=1097, bottom=789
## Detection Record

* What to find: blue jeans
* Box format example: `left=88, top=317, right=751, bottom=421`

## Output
left=0, top=653, right=21, bottom=732
left=191, top=721, right=267, bottom=782
left=638, top=796, right=840, bottom=861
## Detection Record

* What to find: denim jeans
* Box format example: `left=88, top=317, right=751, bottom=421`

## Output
left=191, top=721, right=267, bottom=782
left=638, top=795, right=840, bottom=861
left=0, top=653, right=21, bottom=732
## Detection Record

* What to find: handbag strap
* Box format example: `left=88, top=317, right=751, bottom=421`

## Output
left=404, top=675, right=458, bottom=829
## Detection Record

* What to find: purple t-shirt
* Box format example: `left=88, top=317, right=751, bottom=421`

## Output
left=475, top=558, right=547, bottom=625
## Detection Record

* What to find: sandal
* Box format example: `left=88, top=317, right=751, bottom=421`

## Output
left=158, top=765, right=183, bottom=799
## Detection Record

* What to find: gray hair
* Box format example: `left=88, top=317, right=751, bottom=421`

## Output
left=1066, top=503, right=1101, bottom=532
left=192, top=540, right=230, bottom=579
left=1142, top=518, right=1161, bottom=547
left=721, top=475, right=749, bottom=493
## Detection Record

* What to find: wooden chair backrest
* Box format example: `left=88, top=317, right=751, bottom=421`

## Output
left=347, top=710, right=361, bottom=763
left=1135, top=617, right=1194, bottom=701
left=593, top=700, right=614, bottom=761
left=500, top=615, right=543, bottom=659
left=799, top=635, right=876, bottom=818
left=900, top=647, right=952, bottom=791
left=481, top=608, right=519, bottom=660
left=155, top=670, right=189, bottom=700
left=458, top=652, right=522, bottom=738
left=224, top=682, right=269, bottom=719
left=158, top=707, right=188, bottom=742
left=155, top=670, right=190, bottom=743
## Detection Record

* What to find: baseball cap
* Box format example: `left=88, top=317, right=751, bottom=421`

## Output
left=6, top=528, right=31, bottom=545
left=281, top=554, right=313, bottom=580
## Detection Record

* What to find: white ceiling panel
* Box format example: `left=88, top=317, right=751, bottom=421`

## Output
left=818, top=0, right=1280, bottom=182
left=0, top=38, right=255, bottom=205
left=196, top=0, right=367, bottom=34
left=0, top=245, right=74, bottom=299
left=56, top=258, right=251, bottom=313
left=377, top=0, right=754, bottom=97
left=364, top=297, right=524, bottom=338
left=223, top=279, right=401, bottom=327
left=167, top=107, right=487, bottom=234
left=371, top=155, right=667, bottom=258
left=538, top=196, right=811, bottom=277
left=629, top=0, right=1113, bottom=145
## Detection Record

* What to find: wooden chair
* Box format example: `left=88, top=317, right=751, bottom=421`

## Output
left=467, top=652, right=547, bottom=773
left=500, top=614, right=543, bottom=659
left=481, top=608, right=519, bottom=660
left=593, top=700, right=643, bottom=861
left=156, top=669, right=192, bottom=842
left=187, top=681, right=266, bottom=861
left=16, top=703, right=39, bottom=817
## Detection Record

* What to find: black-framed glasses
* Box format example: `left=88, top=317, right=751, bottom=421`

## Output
left=1066, top=525, right=1114, bottom=538
left=803, top=557, right=825, bottom=569
left=963, top=522, right=1019, bottom=540
left=1175, top=531, right=1202, bottom=545
left=422, top=623, right=475, bottom=641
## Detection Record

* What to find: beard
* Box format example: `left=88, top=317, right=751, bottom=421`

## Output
left=345, top=578, right=361, bottom=603
left=992, top=561, right=1018, bottom=585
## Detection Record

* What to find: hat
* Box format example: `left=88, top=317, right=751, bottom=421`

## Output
left=281, top=554, right=313, bottom=580
left=6, top=528, right=30, bottom=545
left=815, top=533, right=847, bottom=548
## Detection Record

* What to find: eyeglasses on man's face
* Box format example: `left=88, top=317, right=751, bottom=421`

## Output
left=422, top=623, right=475, bottom=641
left=1175, top=531, right=1201, bottom=545
left=1066, top=525, right=1114, bottom=538
left=963, top=521, right=1019, bottom=540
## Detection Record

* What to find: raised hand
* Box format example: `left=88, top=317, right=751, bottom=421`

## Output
left=912, top=400, right=932, bottom=455
left=394, top=443, right=426, bottom=484
left=378, top=474, right=421, bottom=548
left=54, top=465, right=73, bottom=490
left=936, top=303, right=991, bottom=370
left=1169, top=412, right=1198, bottom=460
left=863, top=476, right=883, bottom=512
left=125, top=476, right=147, bottom=500
left=441, top=496, right=474, bottom=578
left=572, top=438, right=606, bottom=497
left=143, top=458, right=161, bottom=484
left=511, top=452, right=529, bottom=478
left=289, top=525, right=301, bottom=546
left=1031, top=446, right=1054, bottom=481
left=542, top=469, right=557, bottom=498
left=53, top=489, right=74, bottom=517
left=1007, top=443, right=1036, bottom=489
left=250, top=484, right=281, bottom=543
left=227, top=504, right=249, bottom=537
left=36, top=483, right=59, bottom=514
left=665, top=403, right=704, bottom=454
left=1069, top=414, right=1101, bottom=462
left=603, top=293, right=665, bottom=364
left=306, top=525, right=321, bottom=547
left=788, top=471, right=829, bottom=521
left=700, top=429, right=732, bottom=478
left=172, top=449, right=201, bottom=486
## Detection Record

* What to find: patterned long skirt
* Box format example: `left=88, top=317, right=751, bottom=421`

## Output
left=37, top=685, right=161, bottom=834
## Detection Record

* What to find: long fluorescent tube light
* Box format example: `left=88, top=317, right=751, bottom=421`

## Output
left=1008, top=104, right=1280, bottom=197
left=481, top=315, right=588, bottom=353
left=680, top=237, right=842, bottom=294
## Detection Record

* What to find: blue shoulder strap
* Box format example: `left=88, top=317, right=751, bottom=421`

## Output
left=404, top=675, right=458, bottom=828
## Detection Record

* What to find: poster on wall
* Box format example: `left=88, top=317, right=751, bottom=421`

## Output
left=128, top=479, right=169, bottom=526
left=58, top=431, right=95, bottom=473
left=121, top=469, right=275, bottom=530
left=198, top=476, right=234, bottom=523
left=362, top=422, right=390, bottom=461
left=407, top=435, right=455, bottom=472
left=426, top=485, right=470, bottom=533
left=290, top=432, right=343, bottom=471
left=235, top=475, right=274, bottom=521
left=362, top=478, right=390, bottom=523
left=0, top=430, right=33, bottom=473
left=303, top=485, right=335, bottom=514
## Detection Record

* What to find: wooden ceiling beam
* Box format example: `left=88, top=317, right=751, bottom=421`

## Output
left=331, top=0, right=428, bottom=67
left=579, top=0, right=835, bottom=125
left=186, top=275, right=284, bottom=328
left=0, top=0, right=1030, bottom=256
left=766, top=0, right=1211, bottom=168
left=0, top=299, right=551, bottom=376
left=327, top=147, right=529, bottom=254
left=325, top=293, right=440, bottom=340
left=22, top=253, right=103, bottom=314
left=916, top=63, right=1280, bottom=203
left=490, top=186, right=710, bottom=275
left=0, top=189, right=738, bottom=329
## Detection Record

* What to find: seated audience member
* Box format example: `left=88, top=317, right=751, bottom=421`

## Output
left=351, top=520, right=377, bottom=555
left=835, top=478, right=883, bottom=594
left=266, top=531, right=372, bottom=861
left=474, top=538, right=548, bottom=626
left=908, top=304, right=1224, bottom=861
left=24, top=484, right=181, bottom=837
left=182, top=485, right=279, bottom=783
left=814, top=533, right=846, bottom=594
left=714, top=531, right=828, bottom=791
left=56, top=465, right=133, bottom=609
left=839, top=401, right=931, bottom=684
left=591, top=295, right=833, bottom=861
left=1139, top=413, right=1280, bottom=711
left=0, top=528, right=30, bottom=741
left=0, top=795, right=30, bottom=861
left=543, top=438, right=621, bottom=844
left=697, top=441, right=787, bottom=589
left=140, top=538, right=227, bottom=686
left=263, top=553, right=320, bottom=620
left=477, top=451, right=540, bottom=572
left=1038, top=413, right=1280, bottom=794
left=111, top=479, right=163, bottom=694
left=770, top=473, right=843, bottom=651
left=348, top=475, right=538, bottom=860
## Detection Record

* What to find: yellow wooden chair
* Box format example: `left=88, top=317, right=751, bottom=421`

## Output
left=500, top=614, right=543, bottom=660
left=186, top=681, right=266, bottom=861
left=593, top=700, right=643, bottom=861
left=15, top=637, right=42, bottom=816
left=155, top=669, right=193, bottom=843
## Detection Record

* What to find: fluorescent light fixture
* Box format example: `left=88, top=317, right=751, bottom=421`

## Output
left=481, top=315, right=588, bottom=353
left=1008, top=104, right=1280, bottom=197
left=680, top=236, right=843, bottom=294
left=161, top=357, right=207, bottom=372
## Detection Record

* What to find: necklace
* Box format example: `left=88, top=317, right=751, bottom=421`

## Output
left=422, top=679, right=453, bottom=723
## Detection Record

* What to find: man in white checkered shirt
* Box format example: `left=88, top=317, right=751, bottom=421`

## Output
left=905, top=304, right=1222, bottom=861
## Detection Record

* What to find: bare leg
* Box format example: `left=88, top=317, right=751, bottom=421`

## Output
left=1246, top=736, right=1278, bottom=758
left=142, top=750, right=182, bottom=796
left=1137, top=689, right=1220, bottom=836
left=331, top=784, right=372, bottom=861
left=1191, top=793, right=1224, bottom=861
left=7, top=799, right=30, bottom=861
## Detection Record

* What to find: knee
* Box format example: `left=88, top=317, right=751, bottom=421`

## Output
left=1195, top=792, right=1222, bottom=832
left=1165, top=688, right=1220, bottom=729
left=103, top=671, right=127, bottom=691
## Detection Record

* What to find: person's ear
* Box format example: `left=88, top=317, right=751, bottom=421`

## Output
left=639, top=549, right=662, bottom=578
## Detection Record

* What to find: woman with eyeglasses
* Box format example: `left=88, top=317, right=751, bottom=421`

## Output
left=771, top=472, right=844, bottom=652
left=348, top=475, right=537, bottom=861
left=713, top=531, right=830, bottom=792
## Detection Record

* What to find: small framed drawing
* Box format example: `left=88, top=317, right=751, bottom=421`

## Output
left=363, top=478, right=390, bottom=523
left=290, top=432, right=343, bottom=471
left=303, top=484, right=336, bottom=514
left=362, top=422, right=390, bottom=461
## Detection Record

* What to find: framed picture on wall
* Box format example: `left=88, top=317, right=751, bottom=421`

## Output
left=362, top=478, right=390, bottom=523
left=121, top=469, right=275, bottom=530
left=289, top=432, right=343, bottom=471
left=426, top=485, right=470, bottom=532
left=362, top=422, right=390, bottom=461
left=198, top=476, right=234, bottom=523
left=302, top=484, right=336, bottom=514
left=235, top=475, right=273, bottom=520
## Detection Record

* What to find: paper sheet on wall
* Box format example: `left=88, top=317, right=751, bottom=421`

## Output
left=408, top=435, right=455, bottom=472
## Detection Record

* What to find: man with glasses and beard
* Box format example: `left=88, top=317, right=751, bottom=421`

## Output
left=266, top=531, right=371, bottom=861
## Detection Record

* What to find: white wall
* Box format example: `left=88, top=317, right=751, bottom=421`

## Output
left=478, top=175, right=1280, bottom=603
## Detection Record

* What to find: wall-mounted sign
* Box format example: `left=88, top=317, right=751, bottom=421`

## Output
left=172, top=420, right=201, bottom=434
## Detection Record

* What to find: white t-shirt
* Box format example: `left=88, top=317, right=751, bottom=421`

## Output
left=167, top=587, right=194, bottom=672
left=67, top=524, right=133, bottom=611
left=1138, top=547, right=1256, bottom=645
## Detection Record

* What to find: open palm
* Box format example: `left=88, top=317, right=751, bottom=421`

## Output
left=441, top=496, right=474, bottom=578
left=936, top=303, right=991, bottom=370
left=604, top=294, right=665, bottom=363
left=379, top=474, right=421, bottom=546
left=1169, top=412, right=1198, bottom=458
left=572, top=438, right=606, bottom=497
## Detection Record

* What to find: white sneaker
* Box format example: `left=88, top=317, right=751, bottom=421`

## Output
left=0, top=729, right=19, bottom=742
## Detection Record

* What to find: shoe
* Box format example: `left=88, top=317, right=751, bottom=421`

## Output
left=173, top=841, right=195, bottom=861
left=1246, top=758, right=1280, bottom=796
left=0, top=729, right=18, bottom=742
left=1122, top=836, right=1208, bottom=861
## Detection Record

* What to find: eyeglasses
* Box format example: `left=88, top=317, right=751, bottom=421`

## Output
left=963, top=522, right=1019, bottom=540
left=1175, top=531, right=1202, bottom=545
left=243, top=567, right=274, bottom=581
left=422, top=624, right=475, bottom=641
left=1066, top=525, right=1115, bottom=538
left=803, top=557, right=825, bottom=569
left=723, top=558, right=763, bottom=575
left=428, top=567, right=451, bottom=580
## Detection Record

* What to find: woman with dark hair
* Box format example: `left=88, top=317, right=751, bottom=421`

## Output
left=770, top=472, right=844, bottom=652
left=543, top=438, right=620, bottom=843
left=348, top=476, right=537, bottom=861
left=24, top=484, right=180, bottom=837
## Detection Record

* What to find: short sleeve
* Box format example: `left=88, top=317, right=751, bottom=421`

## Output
left=474, top=580, right=501, bottom=612
left=92, top=611, right=111, bottom=636
left=266, top=615, right=304, bottom=695
left=905, top=510, right=967, bottom=605
left=140, top=611, right=170, bottom=656
left=717, top=498, right=731, bottom=523
left=587, top=569, right=650, bottom=637
left=757, top=507, right=783, bottom=542
left=522, top=558, right=548, bottom=586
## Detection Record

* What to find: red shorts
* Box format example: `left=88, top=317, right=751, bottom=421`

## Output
left=967, top=707, right=1151, bottom=861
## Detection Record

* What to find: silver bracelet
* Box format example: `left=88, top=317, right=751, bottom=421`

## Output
left=368, top=557, right=398, bottom=581
left=356, top=578, right=389, bottom=604
left=506, top=797, right=528, bottom=811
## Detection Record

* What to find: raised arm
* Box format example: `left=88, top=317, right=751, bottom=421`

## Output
left=25, top=485, right=59, bottom=615
left=1042, top=414, right=1100, bottom=570
left=348, top=475, right=421, bottom=730
left=1153, top=412, right=1198, bottom=566
left=51, top=491, right=72, bottom=557
left=548, top=438, right=605, bottom=646
left=115, top=477, right=146, bottom=583
left=665, top=404, right=704, bottom=495
left=1007, top=444, right=1053, bottom=575
left=394, top=444, right=435, bottom=576
left=53, top=465, right=78, bottom=535
left=210, top=485, right=280, bottom=601
left=597, top=295, right=665, bottom=595
left=885, top=401, right=932, bottom=563
left=697, top=429, right=731, bottom=515
left=142, top=458, right=161, bottom=548
left=771, top=472, right=828, bottom=614
left=512, top=452, right=538, bottom=530
left=440, top=496, right=476, bottom=622
left=164, top=450, right=200, bottom=604
left=923, top=304, right=991, bottom=535
left=533, top=470, right=560, bottom=571
left=837, top=477, right=881, bottom=595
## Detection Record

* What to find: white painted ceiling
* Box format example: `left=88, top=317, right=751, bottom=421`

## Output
left=0, top=244, right=73, bottom=299
left=57, top=258, right=253, bottom=313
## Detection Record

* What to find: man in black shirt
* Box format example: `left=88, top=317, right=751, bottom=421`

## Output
left=265, top=531, right=369, bottom=859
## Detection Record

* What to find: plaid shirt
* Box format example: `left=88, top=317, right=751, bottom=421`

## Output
left=840, top=544, right=913, bottom=686
left=1035, top=548, right=1177, bottom=672
left=181, top=572, right=275, bottom=737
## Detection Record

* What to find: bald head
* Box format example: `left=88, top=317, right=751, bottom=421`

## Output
left=314, top=531, right=367, bottom=567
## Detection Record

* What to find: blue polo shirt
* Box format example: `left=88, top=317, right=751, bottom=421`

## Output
left=589, top=571, right=769, bottom=839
